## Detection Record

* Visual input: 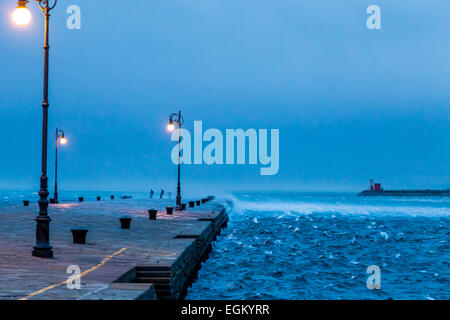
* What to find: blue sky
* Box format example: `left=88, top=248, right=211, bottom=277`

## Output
left=0, top=0, right=449, bottom=193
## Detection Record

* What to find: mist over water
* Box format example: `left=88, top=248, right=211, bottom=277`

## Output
left=187, top=192, right=450, bottom=300
left=229, top=192, right=450, bottom=217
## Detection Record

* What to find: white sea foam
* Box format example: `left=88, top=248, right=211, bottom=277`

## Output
left=226, top=194, right=450, bottom=217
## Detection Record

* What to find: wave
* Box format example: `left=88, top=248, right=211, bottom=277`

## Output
left=226, top=194, right=450, bottom=217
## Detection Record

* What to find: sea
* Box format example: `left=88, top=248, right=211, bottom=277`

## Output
left=186, top=192, right=449, bottom=300
left=1, top=190, right=449, bottom=300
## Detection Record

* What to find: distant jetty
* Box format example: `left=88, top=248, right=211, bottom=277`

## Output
left=359, top=181, right=450, bottom=197
left=359, top=189, right=450, bottom=197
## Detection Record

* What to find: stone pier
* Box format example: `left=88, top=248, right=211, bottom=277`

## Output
left=0, top=197, right=228, bottom=300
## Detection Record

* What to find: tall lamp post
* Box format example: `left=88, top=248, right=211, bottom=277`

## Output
left=12, top=0, right=59, bottom=258
left=167, top=111, right=184, bottom=211
left=53, top=129, right=66, bottom=204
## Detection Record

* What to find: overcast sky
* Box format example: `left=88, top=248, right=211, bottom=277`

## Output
left=0, top=0, right=449, bottom=193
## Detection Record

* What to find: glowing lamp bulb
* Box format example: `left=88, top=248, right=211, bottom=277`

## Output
left=60, top=137, right=67, bottom=144
left=167, top=123, right=175, bottom=132
left=13, top=7, right=31, bottom=27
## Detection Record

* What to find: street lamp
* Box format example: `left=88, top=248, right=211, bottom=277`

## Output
left=13, top=0, right=59, bottom=258
left=53, top=129, right=66, bottom=204
left=167, top=111, right=184, bottom=211
left=12, top=1, right=31, bottom=26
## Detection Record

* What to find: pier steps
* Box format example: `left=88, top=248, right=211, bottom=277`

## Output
left=131, top=207, right=229, bottom=300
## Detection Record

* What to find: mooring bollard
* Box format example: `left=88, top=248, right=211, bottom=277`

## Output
left=148, top=209, right=157, bottom=220
left=189, top=201, right=195, bottom=208
left=78, top=197, right=84, bottom=202
left=97, top=196, right=101, bottom=201
left=71, top=228, right=88, bottom=244
left=166, top=206, right=174, bottom=215
left=23, top=200, right=29, bottom=207
left=201, top=198, right=207, bottom=204
left=181, top=203, right=187, bottom=211
left=196, top=200, right=201, bottom=206
left=111, top=195, right=115, bottom=200
left=119, top=216, right=132, bottom=229
left=49, top=198, right=56, bottom=204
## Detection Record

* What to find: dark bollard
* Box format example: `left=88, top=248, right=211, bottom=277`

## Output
left=71, top=228, right=88, bottom=244
left=49, top=198, right=57, bottom=204
left=97, top=196, right=101, bottom=201
left=111, top=195, right=115, bottom=200
left=166, top=206, right=174, bottom=215
left=196, top=200, right=201, bottom=206
left=78, top=197, right=84, bottom=202
left=23, top=200, right=29, bottom=207
left=201, top=198, right=207, bottom=204
left=181, top=203, right=187, bottom=211
left=189, top=201, right=195, bottom=208
left=119, top=216, right=132, bottom=229
left=148, top=209, right=157, bottom=220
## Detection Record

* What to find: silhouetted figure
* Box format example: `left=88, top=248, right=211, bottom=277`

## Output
left=160, top=189, right=164, bottom=199
left=150, top=189, right=154, bottom=199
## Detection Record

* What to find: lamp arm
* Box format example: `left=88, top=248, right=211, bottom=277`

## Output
left=54, top=129, right=64, bottom=139
left=169, top=112, right=184, bottom=127
left=35, top=0, right=57, bottom=12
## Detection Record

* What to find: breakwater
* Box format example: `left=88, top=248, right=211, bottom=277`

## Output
left=359, top=189, right=450, bottom=197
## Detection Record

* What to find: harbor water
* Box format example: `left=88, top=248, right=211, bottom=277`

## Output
left=187, top=192, right=450, bottom=300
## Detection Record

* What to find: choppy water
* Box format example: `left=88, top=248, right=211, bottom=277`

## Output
left=186, top=192, right=450, bottom=300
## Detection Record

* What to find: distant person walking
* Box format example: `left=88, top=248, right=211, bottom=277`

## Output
left=150, top=189, right=154, bottom=199
left=160, top=189, right=164, bottom=199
